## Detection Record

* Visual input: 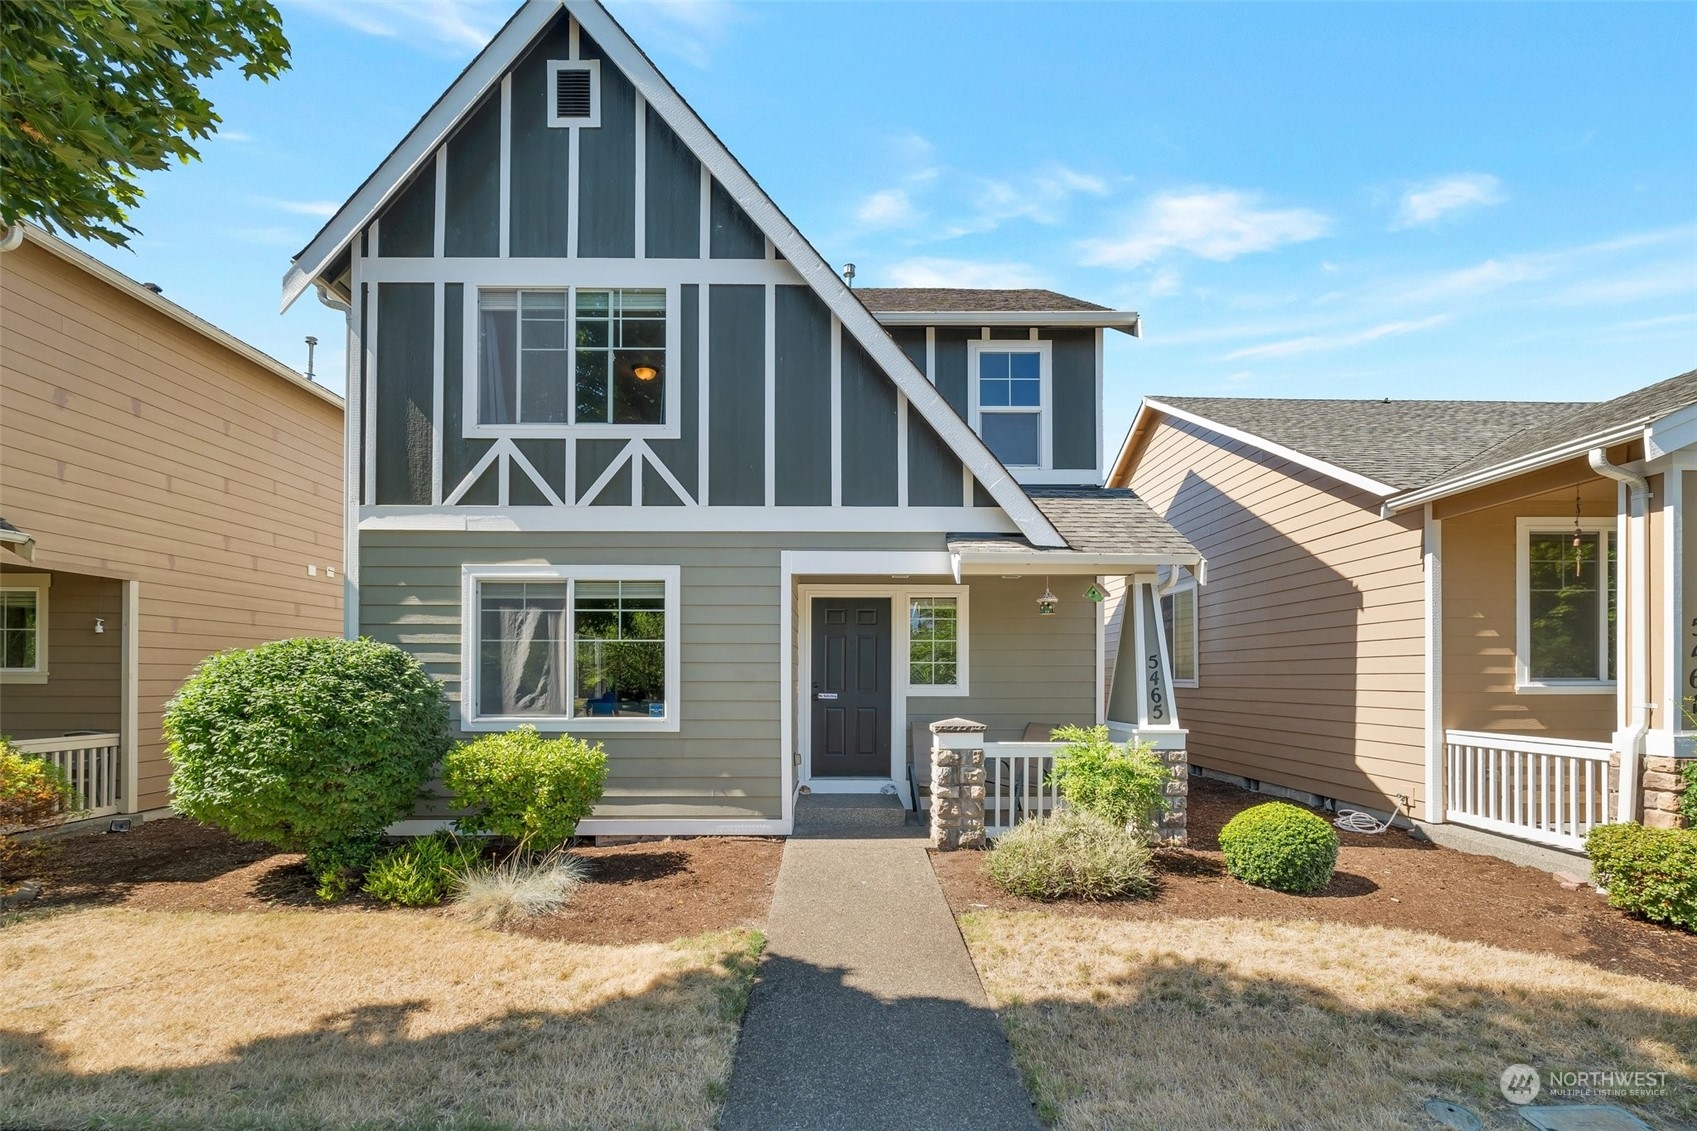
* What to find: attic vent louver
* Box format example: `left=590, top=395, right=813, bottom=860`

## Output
left=547, top=61, right=600, bottom=128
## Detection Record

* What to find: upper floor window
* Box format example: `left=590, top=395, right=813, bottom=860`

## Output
left=1517, top=519, right=1616, bottom=692
left=968, top=340, right=1050, bottom=468
left=477, top=288, right=666, bottom=429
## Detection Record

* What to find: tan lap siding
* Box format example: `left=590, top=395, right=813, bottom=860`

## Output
left=1128, top=415, right=1428, bottom=814
left=0, top=242, right=344, bottom=809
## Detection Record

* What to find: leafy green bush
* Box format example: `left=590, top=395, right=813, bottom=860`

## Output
left=165, top=637, right=450, bottom=899
left=1044, top=724, right=1168, bottom=834
left=443, top=727, right=607, bottom=851
left=1, top=738, right=76, bottom=830
left=1219, top=802, right=1339, bottom=894
left=363, top=832, right=484, bottom=907
left=1680, top=761, right=1697, bottom=828
left=986, top=810, right=1155, bottom=901
left=1587, top=823, right=1697, bottom=932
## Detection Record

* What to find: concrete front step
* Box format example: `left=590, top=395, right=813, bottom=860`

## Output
left=794, top=791, right=914, bottom=834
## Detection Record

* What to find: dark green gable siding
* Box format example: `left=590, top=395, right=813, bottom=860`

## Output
left=508, top=16, right=573, bottom=257
left=709, top=178, right=764, bottom=259
left=445, top=94, right=501, bottom=257
left=377, top=167, right=435, bottom=258
left=840, top=338, right=898, bottom=506
left=374, top=282, right=434, bottom=505
left=1046, top=327, right=1096, bottom=471
left=575, top=31, right=636, bottom=258
left=644, top=107, right=700, bottom=258
left=707, top=284, right=765, bottom=504
left=774, top=285, right=831, bottom=506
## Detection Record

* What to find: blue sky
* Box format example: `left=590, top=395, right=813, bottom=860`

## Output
left=67, top=1, right=1696, bottom=439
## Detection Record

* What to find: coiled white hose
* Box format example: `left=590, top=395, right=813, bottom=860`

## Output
left=1333, top=795, right=1404, bottom=835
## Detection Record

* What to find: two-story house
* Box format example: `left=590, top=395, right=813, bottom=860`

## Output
left=282, top=0, right=1200, bottom=838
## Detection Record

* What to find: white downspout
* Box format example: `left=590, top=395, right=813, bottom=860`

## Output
left=1589, top=448, right=1651, bottom=823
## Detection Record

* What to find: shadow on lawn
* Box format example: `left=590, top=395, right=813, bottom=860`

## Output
left=0, top=959, right=754, bottom=1131
left=991, top=950, right=1697, bottom=1130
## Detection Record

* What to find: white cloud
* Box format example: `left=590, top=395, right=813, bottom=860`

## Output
left=1147, top=267, right=1183, bottom=298
left=855, top=188, right=919, bottom=229
left=1080, top=190, right=1330, bottom=268
left=225, top=226, right=307, bottom=248
left=292, top=0, right=508, bottom=52
left=264, top=199, right=341, bottom=219
left=1392, top=173, right=1506, bottom=229
left=217, top=129, right=253, bottom=143
left=952, top=164, right=1110, bottom=235
left=605, top=0, right=741, bottom=68
left=1223, top=315, right=1449, bottom=361
left=880, top=258, right=1048, bottom=289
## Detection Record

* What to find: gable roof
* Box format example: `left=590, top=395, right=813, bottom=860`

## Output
left=282, top=0, right=1065, bottom=547
left=946, top=488, right=1200, bottom=569
left=1135, top=396, right=1584, bottom=496
left=855, top=287, right=1140, bottom=335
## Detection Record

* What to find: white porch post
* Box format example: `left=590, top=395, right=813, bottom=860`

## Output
left=1105, top=574, right=1190, bottom=843
left=1423, top=504, right=1445, bottom=825
left=120, top=578, right=140, bottom=814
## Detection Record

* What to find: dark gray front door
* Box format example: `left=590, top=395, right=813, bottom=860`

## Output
left=811, top=597, right=891, bottom=777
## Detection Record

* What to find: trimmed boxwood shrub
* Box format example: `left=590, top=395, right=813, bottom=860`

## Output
left=1046, top=724, right=1168, bottom=835
left=165, top=637, right=450, bottom=899
left=986, top=810, right=1155, bottom=901
left=1219, top=801, right=1339, bottom=894
left=1587, top=823, right=1697, bottom=933
left=363, top=832, right=483, bottom=907
left=443, top=727, right=607, bottom=852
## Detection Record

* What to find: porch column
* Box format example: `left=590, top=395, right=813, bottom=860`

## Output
left=929, top=718, right=987, bottom=851
left=1106, top=575, right=1191, bottom=845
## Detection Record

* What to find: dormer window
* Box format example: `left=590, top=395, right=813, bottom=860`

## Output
left=968, top=340, right=1051, bottom=468
left=547, top=60, right=601, bottom=128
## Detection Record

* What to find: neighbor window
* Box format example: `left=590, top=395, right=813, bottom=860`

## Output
left=1519, top=522, right=1616, bottom=689
left=970, top=342, right=1049, bottom=468
left=1160, top=576, right=1198, bottom=687
left=907, top=592, right=968, bottom=695
left=466, top=567, right=678, bottom=729
left=0, top=587, right=42, bottom=675
left=477, top=288, right=666, bottom=428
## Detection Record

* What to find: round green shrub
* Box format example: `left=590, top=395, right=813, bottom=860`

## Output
left=165, top=637, right=450, bottom=897
left=1046, top=724, right=1168, bottom=834
left=1218, top=801, right=1339, bottom=894
left=986, top=809, right=1155, bottom=901
left=443, top=727, right=607, bottom=851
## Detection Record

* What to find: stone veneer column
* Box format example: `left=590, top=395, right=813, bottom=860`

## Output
left=1640, top=756, right=1690, bottom=829
left=1157, top=745, right=1189, bottom=845
left=929, top=718, right=987, bottom=851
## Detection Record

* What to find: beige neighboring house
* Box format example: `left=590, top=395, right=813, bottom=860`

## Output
left=1110, top=369, right=1697, bottom=854
left=0, top=224, right=343, bottom=823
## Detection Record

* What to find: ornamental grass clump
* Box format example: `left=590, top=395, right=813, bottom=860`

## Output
left=362, top=832, right=484, bottom=907
left=451, top=850, right=589, bottom=928
left=986, top=810, right=1155, bottom=901
left=1218, top=801, right=1339, bottom=894
left=165, top=637, right=451, bottom=900
left=1045, top=724, right=1167, bottom=837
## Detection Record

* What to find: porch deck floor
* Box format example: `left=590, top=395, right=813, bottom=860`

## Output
left=719, top=833, right=1042, bottom=1131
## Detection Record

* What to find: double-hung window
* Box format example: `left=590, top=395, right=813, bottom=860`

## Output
left=463, top=565, right=680, bottom=731
left=476, top=287, right=668, bottom=430
left=1160, top=571, right=1198, bottom=687
left=968, top=341, right=1050, bottom=469
left=1517, top=519, right=1616, bottom=691
left=907, top=591, right=969, bottom=695
left=0, top=579, right=47, bottom=683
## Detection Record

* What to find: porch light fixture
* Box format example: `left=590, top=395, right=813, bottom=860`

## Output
left=633, top=364, right=659, bottom=382
left=94, top=618, right=104, bottom=634
left=1572, top=486, right=1584, bottom=577
left=1036, top=578, right=1058, bottom=616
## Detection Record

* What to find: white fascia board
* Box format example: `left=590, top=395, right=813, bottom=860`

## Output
left=279, top=0, right=556, bottom=311
left=570, top=3, right=1065, bottom=548
left=1646, top=400, right=1697, bottom=460
left=1381, top=422, right=1645, bottom=516
left=1144, top=397, right=1399, bottom=499
left=1107, top=399, right=1160, bottom=487
left=873, top=310, right=1141, bottom=337
left=954, top=550, right=1202, bottom=572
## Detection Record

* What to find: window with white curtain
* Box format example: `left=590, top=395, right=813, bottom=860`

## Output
left=477, top=288, right=666, bottom=428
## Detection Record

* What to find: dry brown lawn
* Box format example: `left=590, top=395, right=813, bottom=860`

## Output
left=963, top=912, right=1697, bottom=1131
left=0, top=907, right=762, bottom=1130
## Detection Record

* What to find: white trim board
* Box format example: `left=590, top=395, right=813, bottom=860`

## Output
left=359, top=506, right=1018, bottom=533
left=283, top=0, right=1066, bottom=549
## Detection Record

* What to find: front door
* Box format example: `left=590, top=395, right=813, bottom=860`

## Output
left=810, top=597, right=892, bottom=777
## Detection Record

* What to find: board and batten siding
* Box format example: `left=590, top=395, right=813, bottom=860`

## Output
left=1125, top=414, right=1429, bottom=816
left=0, top=239, right=343, bottom=810
left=362, top=531, right=945, bottom=822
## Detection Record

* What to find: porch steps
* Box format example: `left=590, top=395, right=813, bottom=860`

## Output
left=793, top=792, right=916, bottom=836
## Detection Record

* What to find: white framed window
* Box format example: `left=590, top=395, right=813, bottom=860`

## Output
left=468, top=285, right=676, bottom=438
left=546, top=60, right=601, bottom=129
left=967, top=340, right=1051, bottom=470
left=1160, top=571, right=1198, bottom=688
left=461, top=564, right=681, bottom=732
left=0, top=576, right=48, bottom=684
left=907, top=589, right=970, bottom=697
left=1516, top=518, right=1617, bottom=693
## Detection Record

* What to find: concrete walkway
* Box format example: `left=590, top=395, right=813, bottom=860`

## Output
left=719, top=831, right=1042, bottom=1131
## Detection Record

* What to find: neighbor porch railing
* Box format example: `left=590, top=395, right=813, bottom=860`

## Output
left=10, top=733, right=123, bottom=821
left=1444, top=729, right=1614, bottom=852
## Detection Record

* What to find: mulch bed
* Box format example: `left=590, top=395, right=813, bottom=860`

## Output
left=5, top=819, right=782, bottom=945
left=931, top=776, right=1697, bottom=987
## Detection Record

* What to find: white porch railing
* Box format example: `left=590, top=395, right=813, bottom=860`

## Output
left=9, top=733, right=123, bottom=821
left=983, top=742, right=1063, bottom=834
left=1444, top=730, right=1614, bottom=852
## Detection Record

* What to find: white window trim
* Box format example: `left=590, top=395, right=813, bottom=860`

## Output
left=1162, top=573, right=1199, bottom=689
left=463, top=282, right=682, bottom=440
left=1515, top=517, right=1617, bottom=694
left=967, top=339, right=1052, bottom=472
left=0, top=574, right=49, bottom=684
left=546, top=59, right=601, bottom=129
left=905, top=587, right=972, bottom=698
left=460, top=563, right=681, bottom=732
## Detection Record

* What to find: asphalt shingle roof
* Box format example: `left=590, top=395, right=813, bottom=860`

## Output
left=948, top=487, right=1197, bottom=559
left=1152, top=397, right=1587, bottom=492
left=854, top=288, right=1111, bottom=314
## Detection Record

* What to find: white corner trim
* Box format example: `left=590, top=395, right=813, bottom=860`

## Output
left=1144, top=397, right=1400, bottom=499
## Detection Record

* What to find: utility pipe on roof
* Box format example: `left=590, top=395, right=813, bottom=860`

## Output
left=1588, top=447, right=1652, bottom=823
